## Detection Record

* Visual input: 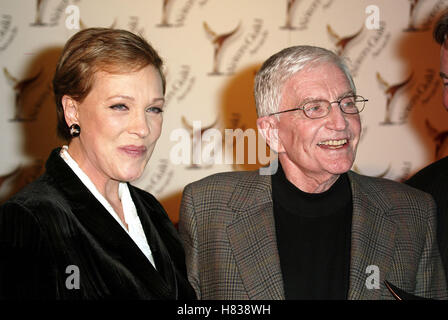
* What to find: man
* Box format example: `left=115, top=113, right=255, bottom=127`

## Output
left=179, top=45, right=447, bottom=300
left=406, top=11, right=448, bottom=285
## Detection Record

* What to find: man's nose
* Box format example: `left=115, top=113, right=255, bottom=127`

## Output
left=326, top=102, right=348, bottom=130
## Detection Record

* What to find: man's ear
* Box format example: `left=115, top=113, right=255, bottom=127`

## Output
left=256, top=116, right=285, bottom=153
left=61, top=95, right=79, bottom=127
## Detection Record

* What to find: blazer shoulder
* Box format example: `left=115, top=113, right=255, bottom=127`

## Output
left=2, top=173, right=66, bottom=212
left=350, top=170, right=431, bottom=196
left=349, top=171, right=436, bottom=216
left=186, top=169, right=266, bottom=190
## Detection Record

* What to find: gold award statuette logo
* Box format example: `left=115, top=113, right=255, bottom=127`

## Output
left=0, top=160, right=45, bottom=203
left=80, top=18, right=117, bottom=30
left=425, top=119, right=448, bottom=160
left=327, top=24, right=364, bottom=56
left=203, top=21, right=240, bottom=76
left=157, top=0, right=174, bottom=27
left=376, top=72, right=413, bottom=125
left=280, top=0, right=300, bottom=30
left=181, top=116, right=219, bottom=169
left=0, top=166, right=20, bottom=191
left=403, top=0, right=429, bottom=32
left=353, top=164, right=391, bottom=178
left=30, top=0, right=47, bottom=26
left=3, top=67, right=43, bottom=121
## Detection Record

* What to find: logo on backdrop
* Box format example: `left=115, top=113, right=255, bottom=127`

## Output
left=0, top=15, right=17, bottom=52
left=30, top=0, right=72, bottom=27
left=0, top=160, right=45, bottom=203
left=181, top=116, right=219, bottom=169
left=327, top=24, right=364, bottom=56
left=203, top=21, right=240, bottom=76
left=157, top=0, right=175, bottom=27
left=376, top=72, right=413, bottom=125
left=280, top=0, right=300, bottom=30
left=156, top=0, right=195, bottom=28
left=403, top=0, right=429, bottom=32
left=3, top=67, right=46, bottom=122
left=0, top=166, right=20, bottom=190
left=30, top=0, right=47, bottom=26
left=425, top=119, right=448, bottom=160
left=80, top=18, right=117, bottom=30
left=353, top=164, right=391, bottom=178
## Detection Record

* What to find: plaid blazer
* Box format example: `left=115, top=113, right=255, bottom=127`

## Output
left=179, top=169, right=447, bottom=300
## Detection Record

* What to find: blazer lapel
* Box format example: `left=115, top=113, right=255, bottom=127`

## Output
left=226, top=172, right=284, bottom=299
left=347, top=172, right=397, bottom=300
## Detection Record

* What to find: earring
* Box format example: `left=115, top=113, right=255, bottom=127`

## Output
left=69, top=123, right=81, bottom=137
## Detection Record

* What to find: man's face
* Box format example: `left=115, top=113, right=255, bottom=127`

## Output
left=274, top=62, right=362, bottom=184
left=440, top=43, right=448, bottom=110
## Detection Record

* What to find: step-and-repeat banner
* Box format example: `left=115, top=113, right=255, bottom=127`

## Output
left=1, top=0, right=447, bottom=223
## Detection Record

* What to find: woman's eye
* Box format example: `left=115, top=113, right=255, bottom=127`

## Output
left=110, top=104, right=128, bottom=110
left=147, top=106, right=163, bottom=114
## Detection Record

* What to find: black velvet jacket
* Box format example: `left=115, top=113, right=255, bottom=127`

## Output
left=0, top=148, right=196, bottom=300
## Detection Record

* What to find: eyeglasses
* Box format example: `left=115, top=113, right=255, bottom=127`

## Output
left=268, top=95, right=368, bottom=119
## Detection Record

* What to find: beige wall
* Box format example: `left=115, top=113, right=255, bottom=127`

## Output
left=1, top=0, right=447, bottom=223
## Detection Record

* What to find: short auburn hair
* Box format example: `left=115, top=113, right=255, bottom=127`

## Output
left=53, top=27, right=165, bottom=141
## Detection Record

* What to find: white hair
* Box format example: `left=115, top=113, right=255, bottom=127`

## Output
left=254, top=45, right=356, bottom=117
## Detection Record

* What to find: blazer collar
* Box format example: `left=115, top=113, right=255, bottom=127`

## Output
left=347, top=171, right=397, bottom=300
left=227, top=170, right=285, bottom=299
left=44, top=148, right=176, bottom=299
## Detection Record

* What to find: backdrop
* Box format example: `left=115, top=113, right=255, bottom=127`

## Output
left=1, top=0, right=447, bottom=223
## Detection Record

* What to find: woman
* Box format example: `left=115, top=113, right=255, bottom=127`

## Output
left=0, top=28, right=196, bottom=300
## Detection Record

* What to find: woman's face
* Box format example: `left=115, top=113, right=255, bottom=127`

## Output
left=64, top=64, right=164, bottom=184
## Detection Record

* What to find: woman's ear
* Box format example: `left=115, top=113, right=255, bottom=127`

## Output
left=61, top=95, right=79, bottom=127
left=256, top=116, right=285, bottom=154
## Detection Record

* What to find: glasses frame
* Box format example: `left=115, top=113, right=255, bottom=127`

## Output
left=268, top=95, right=368, bottom=119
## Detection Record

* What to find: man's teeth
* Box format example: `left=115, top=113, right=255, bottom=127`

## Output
left=318, top=139, right=347, bottom=146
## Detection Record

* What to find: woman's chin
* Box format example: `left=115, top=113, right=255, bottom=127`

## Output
left=115, top=169, right=144, bottom=183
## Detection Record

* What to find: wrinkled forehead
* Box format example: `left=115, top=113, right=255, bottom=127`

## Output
left=282, top=62, right=352, bottom=100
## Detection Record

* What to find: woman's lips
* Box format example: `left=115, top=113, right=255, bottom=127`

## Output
left=119, top=145, right=147, bottom=157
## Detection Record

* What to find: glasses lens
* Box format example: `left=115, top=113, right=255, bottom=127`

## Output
left=303, top=100, right=330, bottom=118
left=340, top=96, right=364, bottom=114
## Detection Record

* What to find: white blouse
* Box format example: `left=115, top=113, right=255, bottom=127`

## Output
left=59, top=146, right=156, bottom=269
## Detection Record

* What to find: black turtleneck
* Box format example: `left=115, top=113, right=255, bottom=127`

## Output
left=272, top=164, right=352, bottom=300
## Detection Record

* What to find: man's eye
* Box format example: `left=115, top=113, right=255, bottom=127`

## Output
left=342, top=101, right=355, bottom=107
left=305, top=103, right=324, bottom=112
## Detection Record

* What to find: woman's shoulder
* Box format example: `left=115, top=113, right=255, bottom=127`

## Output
left=3, top=173, right=61, bottom=207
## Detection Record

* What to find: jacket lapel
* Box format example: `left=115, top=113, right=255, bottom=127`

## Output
left=347, top=171, right=397, bottom=299
left=45, top=148, right=174, bottom=298
left=129, top=186, right=177, bottom=298
left=226, top=172, right=284, bottom=299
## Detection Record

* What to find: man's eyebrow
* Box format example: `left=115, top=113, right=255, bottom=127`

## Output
left=337, top=90, right=355, bottom=99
